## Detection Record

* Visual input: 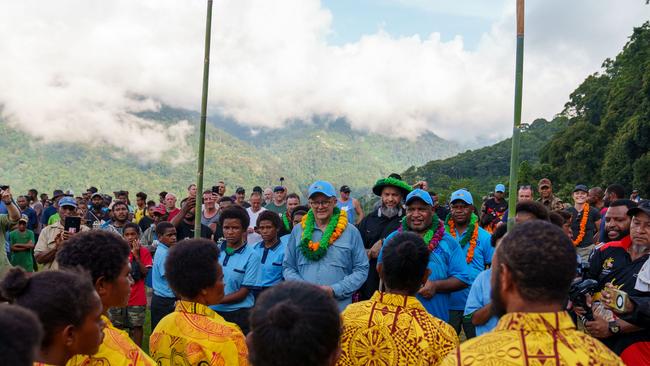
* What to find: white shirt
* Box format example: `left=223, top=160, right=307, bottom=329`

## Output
left=246, top=206, right=266, bottom=245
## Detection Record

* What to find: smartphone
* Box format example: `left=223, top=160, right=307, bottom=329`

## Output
left=212, top=185, right=219, bottom=194
left=64, top=216, right=82, bottom=234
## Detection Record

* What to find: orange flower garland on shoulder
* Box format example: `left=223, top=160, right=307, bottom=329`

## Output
left=446, top=213, right=479, bottom=264
left=572, top=203, right=590, bottom=247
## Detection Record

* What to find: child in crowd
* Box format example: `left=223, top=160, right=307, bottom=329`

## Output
left=9, top=216, right=36, bottom=271
left=150, top=238, right=248, bottom=365
left=252, top=211, right=287, bottom=296
left=1, top=268, right=104, bottom=366
left=151, top=221, right=178, bottom=330
left=108, top=222, right=152, bottom=347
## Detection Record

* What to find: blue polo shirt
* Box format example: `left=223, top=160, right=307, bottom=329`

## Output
left=210, top=243, right=260, bottom=313
left=283, top=224, right=369, bottom=311
left=464, top=269, right=498, bottom=335
left=449, top=226, right=492, bottom=311
left=152, top=242, right=175, bottom=298
left=253, top=236, right=288, bottom=288
left=379, top=230, right=470, bottom=322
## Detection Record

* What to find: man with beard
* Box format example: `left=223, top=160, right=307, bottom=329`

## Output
left=379, top=189, right=471, bottom=322
left=583, top=200, right=650, bottom=362
left=170, top=197, right=213, bottom=241
left=283, top=181, right=368, bottom=310
left=599, top=184, right=627, bottom=243
left=442, top=221, right=624, bottom=366
left=445, top=189, right=493, bottom=338
left=86, top=192, right=110, bottom=226
left=356, top=176, right=412, bottom=301
left=100, top=200, right=130, bottom=236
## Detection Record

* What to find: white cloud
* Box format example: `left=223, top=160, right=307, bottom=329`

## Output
left=0, top=0, right=647, bottom=155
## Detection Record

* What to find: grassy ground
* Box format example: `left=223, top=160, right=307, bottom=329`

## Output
left=142, top=310, right=152, bottom=354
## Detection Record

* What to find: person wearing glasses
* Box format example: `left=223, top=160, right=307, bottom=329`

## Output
left=283, top=180, right=369, bottom=310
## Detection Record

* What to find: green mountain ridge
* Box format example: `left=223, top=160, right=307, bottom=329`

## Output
left=1, top=108, right=461, bottom=198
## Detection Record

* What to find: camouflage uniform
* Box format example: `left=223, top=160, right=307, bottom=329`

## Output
left=538, top=195, right=566, bottom=211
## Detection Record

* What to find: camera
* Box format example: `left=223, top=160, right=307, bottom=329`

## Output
left=569, top=278, right=599, bottom=321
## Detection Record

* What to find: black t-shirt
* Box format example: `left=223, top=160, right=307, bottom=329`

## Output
left=568, top=206, right=601, bottom=247
left=138, top=216, right=154, bottom=233
left=176, top=220, right=213, bottom=241
left=483, top=198, right=508, bottom=221
left=588, top=237, right=647, bottom=293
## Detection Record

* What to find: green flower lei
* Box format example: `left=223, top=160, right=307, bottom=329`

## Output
left=300, top=207, right=342, bottom=261
left=281, top=213, right=291, bottom=232
left=444, top=213, right=479, bottom=246
left=400, top=213, right=440, bottom=244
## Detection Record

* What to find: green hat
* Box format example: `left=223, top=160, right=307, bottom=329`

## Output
left=372, top=177, right=412, bottom=198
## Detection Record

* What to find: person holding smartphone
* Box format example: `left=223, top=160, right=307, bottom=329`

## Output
left=0, top=185, right=22, bottom=277
left=34, top=196, right=89, bottom=270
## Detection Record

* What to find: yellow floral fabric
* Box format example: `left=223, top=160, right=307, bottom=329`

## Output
left=337, top=291, right=459, bottom=366
left=67, top=315, right=155, bottom=366
left=441, top=311, right=625, bottom=366
left=150, top=300, right=248, bottom=366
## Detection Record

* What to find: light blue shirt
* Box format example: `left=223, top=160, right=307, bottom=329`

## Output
left=211, top=243, right=260, bottom=313
left=283, top=223, right=369, bottom=310
left=464, top=269, right=498, bottom=336
left=253, top=236, right=288, bottom=288
left=152, top=242, right=175, bottom=298
left=449, top=226, right=492, bottom=310
left=379, top=230, right=471, bottom=322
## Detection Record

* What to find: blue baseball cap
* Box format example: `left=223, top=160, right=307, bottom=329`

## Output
left=405, top=189, right=433, bottom=206
left=450, top=189, right=473, bottom=205
left=308, top=181, right=336, bottom=198
left=495, top=184, right=505, bottom=193
left=58, top=196, right=78, bottom=208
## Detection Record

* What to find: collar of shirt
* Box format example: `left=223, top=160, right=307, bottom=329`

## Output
left=372, top=291, right=427, bottom=312
left=255, top=240, right=282, bottom=251
left=220, top=242, right=246, bottom=255
left=495, top=311, right=574, bottom=332
left=600, top=236, right=632, bottom=251
left=176, top=300, right=219, bottom=319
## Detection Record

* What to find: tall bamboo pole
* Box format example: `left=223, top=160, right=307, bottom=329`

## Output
left=507, top=0, right=525, bottom=232
left=194, top=0, right=214, bottom=237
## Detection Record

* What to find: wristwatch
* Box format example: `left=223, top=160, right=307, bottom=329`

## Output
left=608, top=320, right=621, bottom=334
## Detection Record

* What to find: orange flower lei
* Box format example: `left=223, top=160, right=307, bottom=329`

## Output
left=572, top=203, right=590, bottom=246
left=446, top=213, right=479, bottom=264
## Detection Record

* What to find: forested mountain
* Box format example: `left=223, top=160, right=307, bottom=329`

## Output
left=404, top=22, right=650, bottom=202
left=1, top=107, right=460, bottom=197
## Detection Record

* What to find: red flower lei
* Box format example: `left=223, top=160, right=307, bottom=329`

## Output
left=398, top=215, right=445, bottom=252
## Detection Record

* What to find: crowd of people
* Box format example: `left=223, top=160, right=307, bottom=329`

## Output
left=0, top=175, right=648, bottom=365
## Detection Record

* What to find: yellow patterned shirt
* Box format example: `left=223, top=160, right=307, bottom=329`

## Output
left=441, top=311, right=625, bottom=366
left=337, top=291, right=459, bottom=366
left=150, top=300, right=248, bottom=366
left=67, top=315, right=155, bottom=366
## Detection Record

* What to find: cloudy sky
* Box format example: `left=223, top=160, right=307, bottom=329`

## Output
left=0, top=0, right=647, bottom=159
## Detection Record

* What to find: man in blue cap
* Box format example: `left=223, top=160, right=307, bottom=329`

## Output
left=379, top=189, right=471, bottom=322
left=445, top=189, right=493, bottom=339
left=34, top=196, right=89, bottom=270
left=481, top=184, right=508, bottom=233
left=283, top=180, right=369, bottom=310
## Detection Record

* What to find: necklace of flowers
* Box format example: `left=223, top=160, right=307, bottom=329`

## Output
left=224, top=241, right=245, bottom=256
left=572, top=203, right=590, bottom=246
left=445, top=213, right=479, bottom=264
left=300, top=207, right=348, bottom=261
left=398, top=214, right=445, bottom=252
left=282, top=212, right=291, bottom=232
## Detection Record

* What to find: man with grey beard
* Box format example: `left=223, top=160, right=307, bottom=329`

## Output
left=356, top=175, right=413, bottom=300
